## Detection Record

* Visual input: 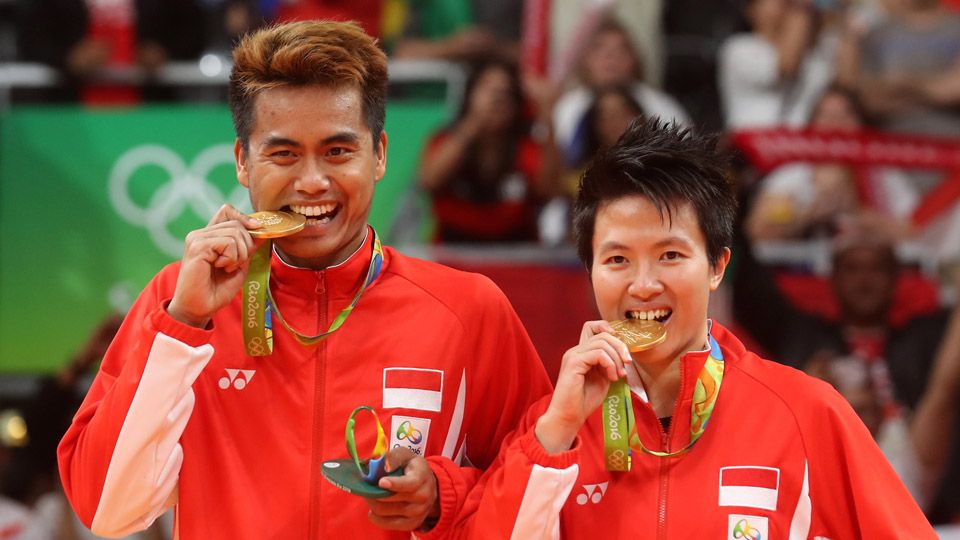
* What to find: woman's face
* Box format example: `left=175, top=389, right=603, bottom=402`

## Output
left=811, top=92, right=861, bottom=131
left=594, top=93, right=642, bottom=147
left=583, top=30, right=639, bottom=88
left=469, top=66, right=518, bottom=133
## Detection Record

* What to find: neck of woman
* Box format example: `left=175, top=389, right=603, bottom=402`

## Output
left=633, top=358, right=683, bottom=419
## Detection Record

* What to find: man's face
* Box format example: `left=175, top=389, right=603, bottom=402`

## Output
left=235, top=84, right=386, bottom=269
left=590, top=196, right=729, bottom=366
left=831, top=246, right=897, bottom=324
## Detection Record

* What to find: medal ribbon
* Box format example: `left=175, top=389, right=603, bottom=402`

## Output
left=242, top=229, right=384, bottom=356
left=602, top=334, right=725, bottom=470
left=345, top=406, right=389, bottom=484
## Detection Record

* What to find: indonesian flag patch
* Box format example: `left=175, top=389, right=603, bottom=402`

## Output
left=718, top=466, right=780, bottom=511
left=382, top=368, right=444, bottom=412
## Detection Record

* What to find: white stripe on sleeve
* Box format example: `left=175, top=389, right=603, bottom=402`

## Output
left=91, top=332, right=212, bottom=537
left=509, top=464, right=579, bottom=540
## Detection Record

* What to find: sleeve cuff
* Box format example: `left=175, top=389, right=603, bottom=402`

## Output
left=414, top=456, right=476, bottom=540
left=149, top=301, right=214, bottom=348
left=518, top=429, right=580, bottom=469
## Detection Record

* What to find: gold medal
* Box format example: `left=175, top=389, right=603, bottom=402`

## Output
left=247, top=211, right=306, bottom=239
left=610, top=319, right=667, bottom=352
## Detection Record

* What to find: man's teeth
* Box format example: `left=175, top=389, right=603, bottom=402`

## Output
left=289, top=204, right=337, bottom=219
left=629, top=310, right=670, bottom=321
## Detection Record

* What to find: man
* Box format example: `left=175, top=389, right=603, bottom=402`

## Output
left=446, top=118, right=936, bottom=538
left=57, top=21, right=551, bottom=539
left=734, top=230, right=959, bottom=512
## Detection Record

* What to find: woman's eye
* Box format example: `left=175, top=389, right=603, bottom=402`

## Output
left=662, top=251, right=681, bottom=261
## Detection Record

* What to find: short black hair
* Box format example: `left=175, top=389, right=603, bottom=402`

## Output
left=573, top=117, right=737, bottom=271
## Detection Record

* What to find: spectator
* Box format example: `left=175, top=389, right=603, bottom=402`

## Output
left=733, top=232, right=958, bottom=513
left=662, top=0, right=747, bottom=131
left=565, top=86, right=645, bottom=176
left=719, top=0, right=845, bottom=129
left=539, top=86, right=646, bottom=246
left=549, top=0, right=666, bottom=87
left=16, top=0, right=206, bottom=105
left=0, top=412, right=32, bottom=539
left=390, top=0, right=522, bottom=61
left=744, top=85, right=916, bottom=242
left=840, top=0, right=960, bottom=138
left=419, top=57, right=558, bottom=243
left=198, top=0, right=264, bottom=56
left=267, top=0, right=383, bottom=40
left=553, top=17, right=690, bottom=167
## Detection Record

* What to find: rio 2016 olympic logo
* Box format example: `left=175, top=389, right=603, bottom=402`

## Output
left=607, top=449, right=627, bottom=470
left=396, top=421, right=423, bottom=445
left=732, top=519, right=762, bottom=540
left=108, top=144, right=250, bottom=257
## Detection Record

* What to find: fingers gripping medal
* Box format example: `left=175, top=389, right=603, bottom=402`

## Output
left=320, top=406, right=403, bottom=499
left=602, top=319, right=666, bottom=471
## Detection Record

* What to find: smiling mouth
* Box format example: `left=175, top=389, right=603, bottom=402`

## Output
left=625, top=309, right=672, bottom=323
left=287, top=203, right=341, bottom=225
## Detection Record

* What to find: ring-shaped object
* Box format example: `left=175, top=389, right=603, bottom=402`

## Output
left=346, top=406, right=388, bottom=484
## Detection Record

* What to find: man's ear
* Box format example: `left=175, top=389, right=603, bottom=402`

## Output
left=375, top=131, right=387, bottom=182
left=235, top=138, right=249, bottom=188
left=710, top=247, right=732, bottom=291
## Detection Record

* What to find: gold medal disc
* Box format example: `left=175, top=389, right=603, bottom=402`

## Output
left=248, top=211, right=306, bottom=239
left=610, top=319, right=667, bottom=353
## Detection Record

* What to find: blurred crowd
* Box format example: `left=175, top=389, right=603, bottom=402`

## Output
left=1, top=0, right=960, bottom=535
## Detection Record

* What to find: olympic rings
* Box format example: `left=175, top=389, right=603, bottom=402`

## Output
left=108, top=144, right=249, bottom=256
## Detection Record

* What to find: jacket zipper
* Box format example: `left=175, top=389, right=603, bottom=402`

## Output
left=657, top=428, right=669, bottom=540
left=657, top=359, right=688, bottom=540
left=308, top=272, right=327, bottom=540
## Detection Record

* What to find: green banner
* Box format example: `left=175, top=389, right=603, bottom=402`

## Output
left=0, top=102, right=447, bottom=373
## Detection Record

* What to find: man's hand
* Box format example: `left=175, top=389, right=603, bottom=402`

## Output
left=536, top=320, right=631, bottom=453
left=366, top=447, right=439, bottom=531
left=167, top=204, right=263, bottom=328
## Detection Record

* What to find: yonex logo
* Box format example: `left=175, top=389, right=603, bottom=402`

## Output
left=575, top=482, right=608, bottom=505
left=219, top=369, right=256, bottom=390
left=108, top=144, right=250, bottom=257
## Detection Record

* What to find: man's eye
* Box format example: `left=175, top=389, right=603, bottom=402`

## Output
left=662, top=251, right=681, bottom=261
left=271, top=150, right=294, bottom=158
left=328, top=147, right=348, bottom=156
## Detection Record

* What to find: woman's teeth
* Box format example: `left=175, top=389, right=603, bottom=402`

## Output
left=627, top=309, right=671, bottom=322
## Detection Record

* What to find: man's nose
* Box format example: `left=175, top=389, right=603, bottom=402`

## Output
left=295, top=159, right=331, bottom=193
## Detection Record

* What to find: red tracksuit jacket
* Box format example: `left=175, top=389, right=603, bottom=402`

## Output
left=448, top=322, right=936, bottom=540
left=57, top=228, right=551, bottom=539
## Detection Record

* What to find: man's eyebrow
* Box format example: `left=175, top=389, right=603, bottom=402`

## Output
left=261, top=136, right=300, bottom=148
left=320, top=132, right=361, bottom=146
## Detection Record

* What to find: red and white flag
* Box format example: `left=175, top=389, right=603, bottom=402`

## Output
left=718, top=466, right=780, bottom=511
left=382, top=368, right=444, bottom=412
